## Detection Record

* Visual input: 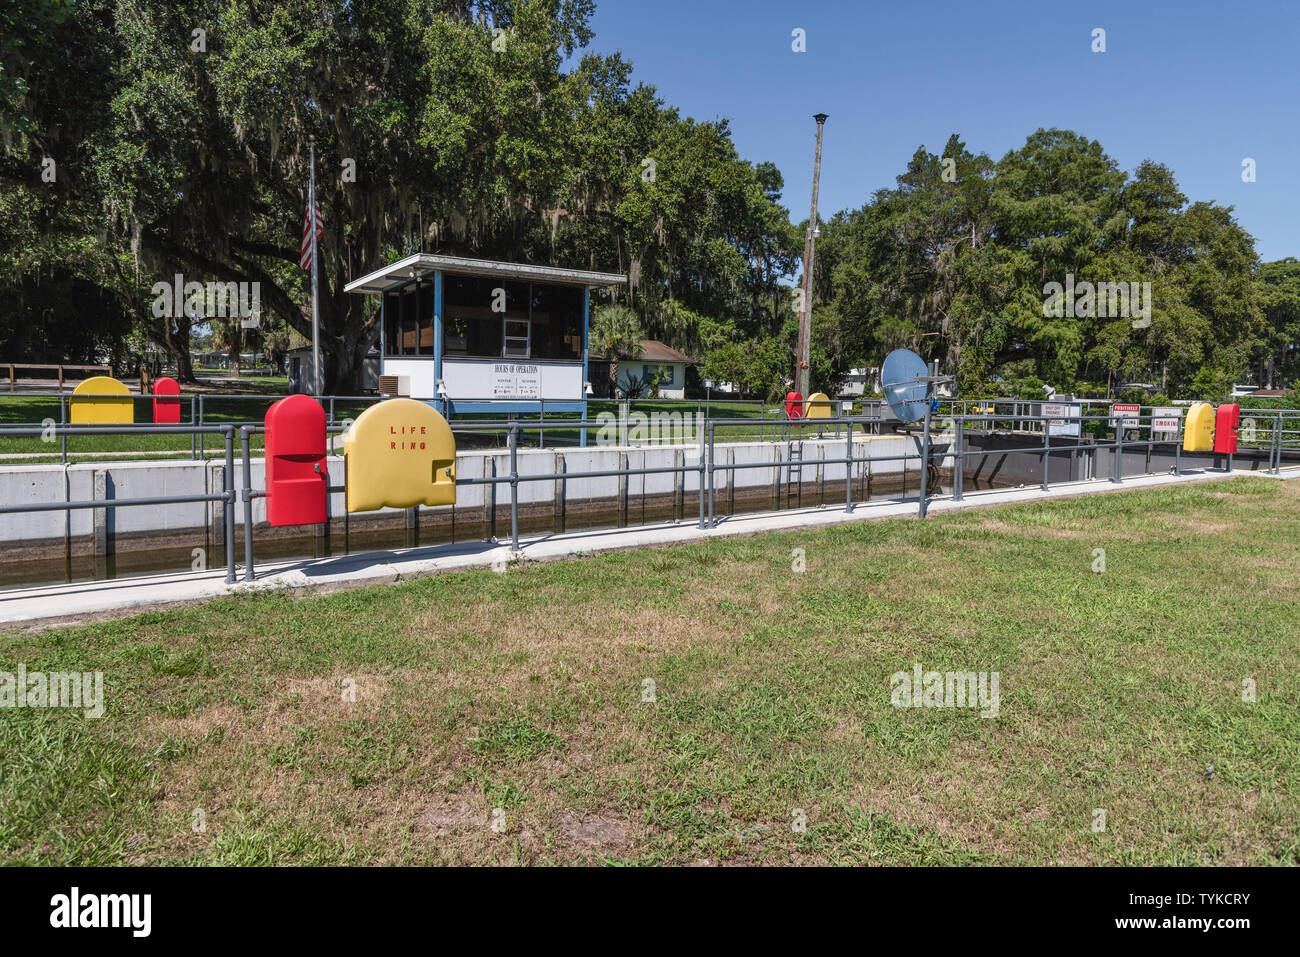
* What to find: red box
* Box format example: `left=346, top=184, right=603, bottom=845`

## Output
left=1214, top=403, right=1240, bottom=455
left=785, top=391, right=803, bottom=419
left=153, top=377, right=181, bottom=424
left=264, top=395, right=328, bottom=526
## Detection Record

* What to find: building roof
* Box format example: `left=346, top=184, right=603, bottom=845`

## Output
left=343, top=253, right=627, bottom=295
left=1244, top=388, right=1293, bottom=397
left=592, top=340, right=694, bottom=364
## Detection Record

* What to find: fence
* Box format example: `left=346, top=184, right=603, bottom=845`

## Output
left=0, top=391, right=385, bottom=462
left=231, top=405, right=1300, bottom=580
left=0, top=424, right=240, bottom=583
left=3, top=404, right=1298, bottom=588
left=5, top=363, right=112, bottom=391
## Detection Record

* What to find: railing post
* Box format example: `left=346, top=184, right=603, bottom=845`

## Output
left=817, top=443, right=826, bottom=507
left=1111, top=420, right=1124, bottom=483
left=845, top=421, right=854, bottom=513
left=198, top=394, right=205, bottom=460
left=509, top=422, right=519, bottom=553
left=59, top=393, right=67, bottom=463
left=241, top=427, right=255, bottom=582
left=224, top=427, right=236, bottom=583
left=553, top=451, right=567, bottom=532
left=918, top=403, right=932, bottom=518
left=617, top=451, right=629, bottom=528
left=699, top=417, right=708, bottom=529
left=484, top=457, right=496, bottom=541
left=1041, top=419, right=1050, bottom=492
left=953, top=416, right=964, bottom=501
left=706, top=421, right=715, bottom=528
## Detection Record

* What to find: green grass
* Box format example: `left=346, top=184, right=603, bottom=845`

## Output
left=2, top=476, right=1297, bottom=865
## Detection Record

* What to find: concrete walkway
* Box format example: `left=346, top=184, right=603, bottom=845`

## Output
left=2, top=466, right=1294, bottom=628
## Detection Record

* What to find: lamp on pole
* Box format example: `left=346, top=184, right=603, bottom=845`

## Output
left=796, top=113, right=828, bottom=399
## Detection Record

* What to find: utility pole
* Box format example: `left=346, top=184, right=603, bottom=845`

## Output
left=796, top=113, right=828, bottom=399
left=309, top=136, right=321, bottom=396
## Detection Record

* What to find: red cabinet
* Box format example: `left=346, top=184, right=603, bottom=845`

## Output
left=785, top=391, right=804, bottom=419
left=1214, top=403, right=1240, bottom=455
left=264, top=395, right=328, bottom=526
left=153, top=377, right=181, bottom=424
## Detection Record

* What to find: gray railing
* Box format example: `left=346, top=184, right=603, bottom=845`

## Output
left=0, top=424, right=240, bottom=583
left=4, top=405, right=1299, bottom=588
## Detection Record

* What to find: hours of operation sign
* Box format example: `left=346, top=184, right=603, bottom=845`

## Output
left=491, top=363, right=541, bottom=399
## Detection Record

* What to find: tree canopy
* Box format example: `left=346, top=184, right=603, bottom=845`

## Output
left=813, top=130, right=1272, bottom=399
left=1, top=0, right=797, bottom=391
left=0, top=4, right=1290, bottom=400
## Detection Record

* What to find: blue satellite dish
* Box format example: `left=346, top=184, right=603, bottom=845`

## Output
left=881, top=349, right=931, bottom=423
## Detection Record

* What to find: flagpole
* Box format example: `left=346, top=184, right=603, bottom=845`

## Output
left=309, top=137, right=320, bottom=395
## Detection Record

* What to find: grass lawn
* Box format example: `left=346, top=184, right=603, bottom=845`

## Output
left=1, top=476, right=1297, bottom=865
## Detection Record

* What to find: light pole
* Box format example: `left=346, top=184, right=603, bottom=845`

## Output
left=796, top=113, right=828, bottom=399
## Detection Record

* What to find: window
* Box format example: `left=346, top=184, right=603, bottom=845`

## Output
left=383, top=282, right=433, bottom=356
left=652, top=364, right=676, bottom=387
left=528, top=283, right=584, bottom=360
left=442, top=276, right=584, bottom=361
left=503, top=319, right=530, bottom=358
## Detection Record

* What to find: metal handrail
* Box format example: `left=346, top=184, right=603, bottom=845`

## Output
left=8, top=406, right=1299, bottom=588
left=0, top=424, right=239, bottom=583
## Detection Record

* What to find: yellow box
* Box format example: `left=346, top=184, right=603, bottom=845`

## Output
left=70, top=376, right=133, bottom=425
left=1183, top=402, right=1215, bottom=453
left=344, top=398, right=456, bottom=511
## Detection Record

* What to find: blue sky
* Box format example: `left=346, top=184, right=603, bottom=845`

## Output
left=585, top=0, right=1300, bottom=261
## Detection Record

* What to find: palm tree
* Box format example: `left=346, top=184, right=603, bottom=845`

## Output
left=589, top=304, right=646, bottom=397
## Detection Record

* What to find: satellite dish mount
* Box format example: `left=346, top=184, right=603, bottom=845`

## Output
left=881, top=349, right=955, bottom=518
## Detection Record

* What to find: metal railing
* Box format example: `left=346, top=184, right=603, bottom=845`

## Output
left=0, top=424, right=239, bottom=583
left=5, top=404, right=1299, bottom=588
left=0, top=391, right=385, bottom=462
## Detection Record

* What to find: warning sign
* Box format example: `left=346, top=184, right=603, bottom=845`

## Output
left=1111, top=403, right=1141, bottom=427
left=1151, top=406, right=1182, bottom=435
left=1042, top=402, right=1082, bottom=437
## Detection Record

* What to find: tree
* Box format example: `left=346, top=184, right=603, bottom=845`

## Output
left=1256, top=258, right=1300, bottom=387
left=4, top=1, right=797, bottom=390
left=818, top=128, right=1266, bottom=399
left=589, top=304, right=644, bottom=397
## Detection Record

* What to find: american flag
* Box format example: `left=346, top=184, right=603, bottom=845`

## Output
left=299, top=197, right=323, bottom=270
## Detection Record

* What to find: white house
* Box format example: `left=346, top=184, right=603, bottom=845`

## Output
left=613, top=341, right=694, bottom=399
